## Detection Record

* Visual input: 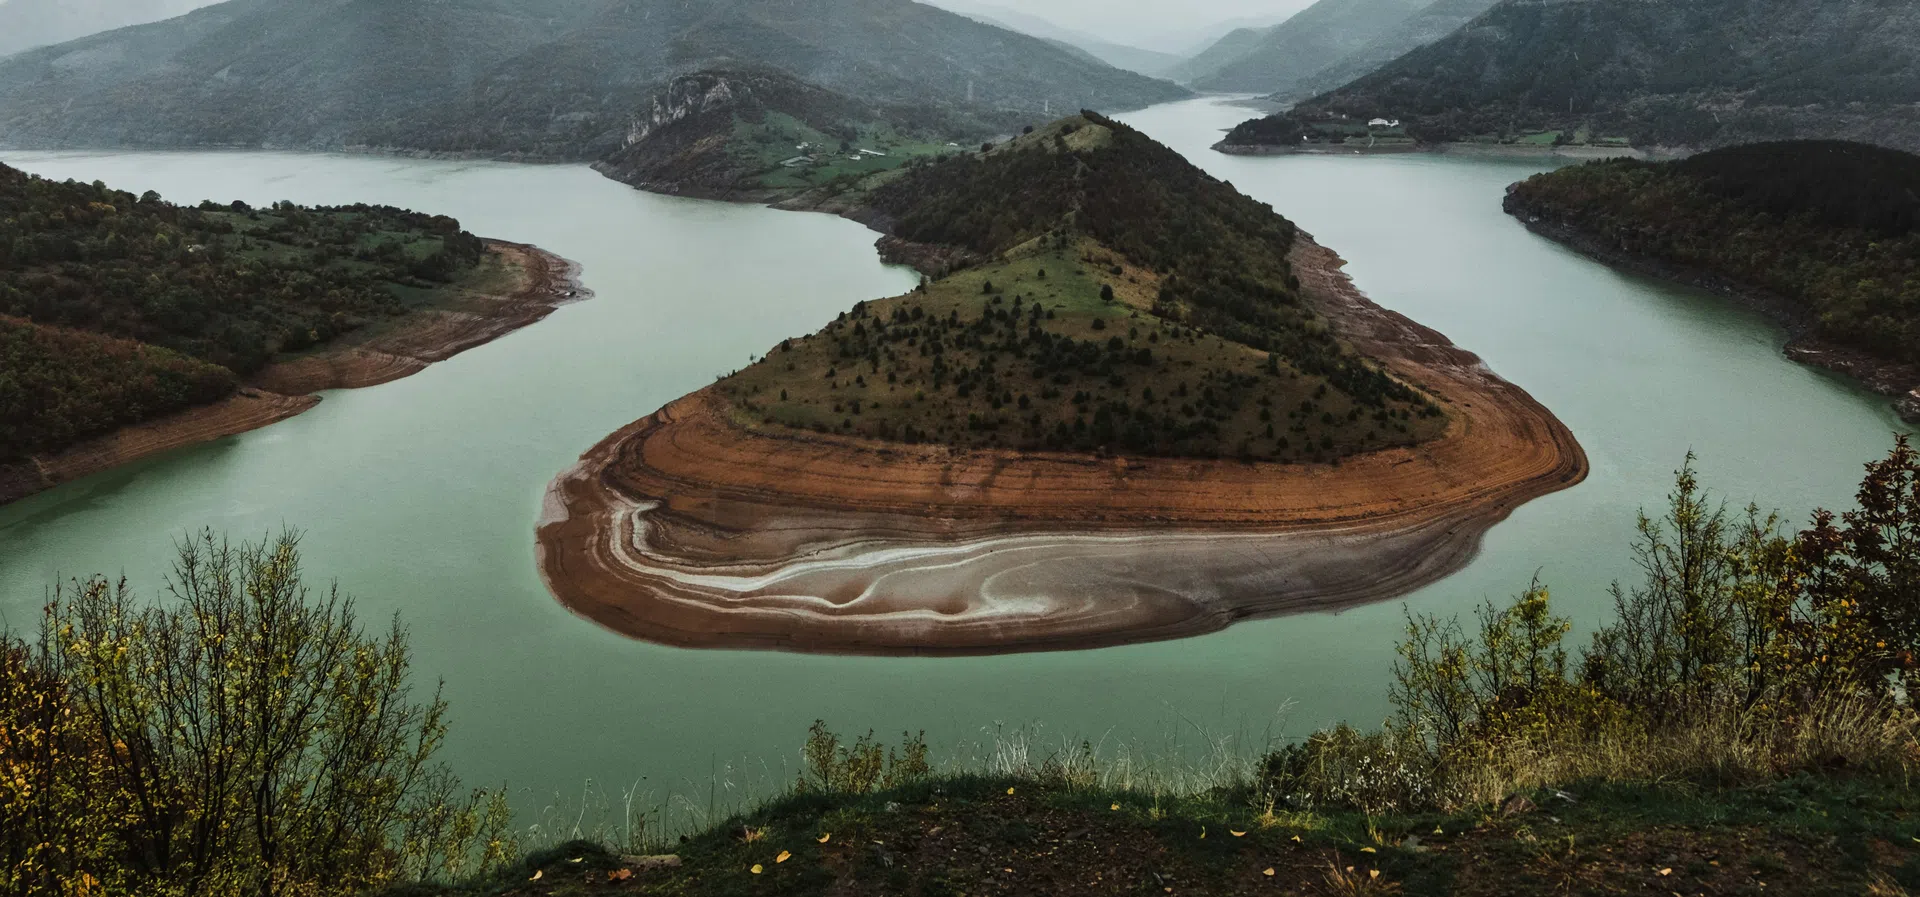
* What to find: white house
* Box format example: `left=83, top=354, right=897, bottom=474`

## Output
left=1368, top=118, right=1402, bottom=129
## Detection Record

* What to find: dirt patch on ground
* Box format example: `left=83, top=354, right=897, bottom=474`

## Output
left=1, top=242, right=584, bottom=508
left=535, top=234, right=1588, bottom=656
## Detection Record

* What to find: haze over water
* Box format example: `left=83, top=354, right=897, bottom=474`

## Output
left=0, top=98, right=1908, bottom=824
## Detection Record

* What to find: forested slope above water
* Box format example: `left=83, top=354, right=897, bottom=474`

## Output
left=0, top=161, right=520, bottom=470
left=1222, top=0, right=1920, bottom=153
left=1506, top=140, right=1920, bottom=420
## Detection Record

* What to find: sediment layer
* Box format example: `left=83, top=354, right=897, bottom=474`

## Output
left=536, top=235, right=1589, bottom=656
left=0, top=242, right=585, bottom=508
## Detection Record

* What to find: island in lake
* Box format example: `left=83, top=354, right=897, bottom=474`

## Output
left=0, top=163, right=583, bottom=506
left=1507, top=140, right=1920, bottom=424
left=538, top=112, right=1588, bottom=656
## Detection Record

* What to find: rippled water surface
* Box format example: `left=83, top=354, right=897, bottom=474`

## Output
left=2, top=98, right=1909, bottom=819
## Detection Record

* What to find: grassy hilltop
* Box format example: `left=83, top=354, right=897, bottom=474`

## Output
left=718, top=114, right=1445, bottom=463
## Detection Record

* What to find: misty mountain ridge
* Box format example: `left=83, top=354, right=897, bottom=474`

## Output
left=0, top=0, right=1188, bottom=158
left=1230, top=0, right=1920, bottom=153
left=922, top=1, right=1183, bottom=78
left=1185, top=0, right=1435, bottom=93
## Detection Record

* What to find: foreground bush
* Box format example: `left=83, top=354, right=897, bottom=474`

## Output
left=1, top=531, right=513, bottom=897
left=1267, top=437, right=1920, bottom=815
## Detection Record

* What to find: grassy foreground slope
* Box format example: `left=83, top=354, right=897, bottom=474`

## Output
left=1506, top=140, right=1920, bottom=419
left=0, top=162, right=501, bottom=463
left=719, top=114, right=1444, bottom=462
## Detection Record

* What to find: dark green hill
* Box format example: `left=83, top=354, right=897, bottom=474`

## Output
left=0, top=0, right=1189, bottom=158
left=1225, top=0, right=1920, bottom=152
left=0, top=162, right=496, bottom=458
left=717, top=113, right=1443, bottom=461
left=1506, top=140, right=1920, bottom=418
left=1188, top=0, right=1433, bottom=95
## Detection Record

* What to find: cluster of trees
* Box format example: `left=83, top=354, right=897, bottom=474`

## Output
left=0, top=164, right=491, bottom=460
left=0, top=532, right=514, bottom=897
left=860, top=114, right=1420, bottom=428
left=748, top=280, right=1436, bottom=461
left=1267, top=439, right=1920, bottom=814
left=1508, top=141, right=1920, bottom=366
left=0, top=317, right=236, bottom=462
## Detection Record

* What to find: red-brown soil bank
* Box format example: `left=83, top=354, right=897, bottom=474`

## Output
left=536, top=236, right=1588, bottom=655
left=0, top=242, right=584, bottom=507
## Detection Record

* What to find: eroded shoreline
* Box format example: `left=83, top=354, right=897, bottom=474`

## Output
left=0, top=242, right=586, bottom=508
left=535, top=235, right=1589, bottom=656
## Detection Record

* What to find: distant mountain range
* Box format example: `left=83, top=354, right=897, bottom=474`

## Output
left=922, top=1, right=1183, bottom=78
left=0, top=0, right=212, bottom=57
left=0, top=0, right=1188, bottom=158
left=1268, top=0, right=1500, bottom=104
left=1184, top=0, right=1434, bottom=94
left=1223, top=0, right=1920, bottom=154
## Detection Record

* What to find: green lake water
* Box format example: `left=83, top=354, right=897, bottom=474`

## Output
left=1, top=97, right=1910, bottom=829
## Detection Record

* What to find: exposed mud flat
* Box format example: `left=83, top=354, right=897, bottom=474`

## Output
left=0, top=243, right=585, bottom=507
left=536, top=235, right=1589, bottom=656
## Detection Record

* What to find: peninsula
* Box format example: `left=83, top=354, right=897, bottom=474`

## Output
left=1507, top=141, right=1920, bottom=423
left=0, top=164, right=584, bottom=506
left=538, top=113, right=1587, bottom=656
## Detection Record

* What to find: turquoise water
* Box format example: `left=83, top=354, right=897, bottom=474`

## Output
left=1, top=99, right=1909, bottom=824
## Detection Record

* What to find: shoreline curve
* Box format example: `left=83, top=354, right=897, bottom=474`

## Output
left=535, top=235, right=1589, bottom=656
left=0, top=242, right=587, bottom=508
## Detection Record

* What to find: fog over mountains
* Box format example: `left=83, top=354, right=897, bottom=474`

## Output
left=0, top=0, right=1188, bottom=157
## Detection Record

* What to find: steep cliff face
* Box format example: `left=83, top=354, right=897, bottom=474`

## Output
left=0, top=0, right=1186, bottom=157
left=1230, top=0, right=1920, bottom=151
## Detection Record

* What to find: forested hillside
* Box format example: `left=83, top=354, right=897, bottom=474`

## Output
left=1226, top=0, right=1920, bottom=151
left=0, top=163, right=491, bottom=459
left=1507, top=141, right=1920, bottom=384
left=718, top=114, right=1442, bottom=461
left=0, top=0, right=1187, bottom=158
left=1188, top=0, right=1432, bottom=94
